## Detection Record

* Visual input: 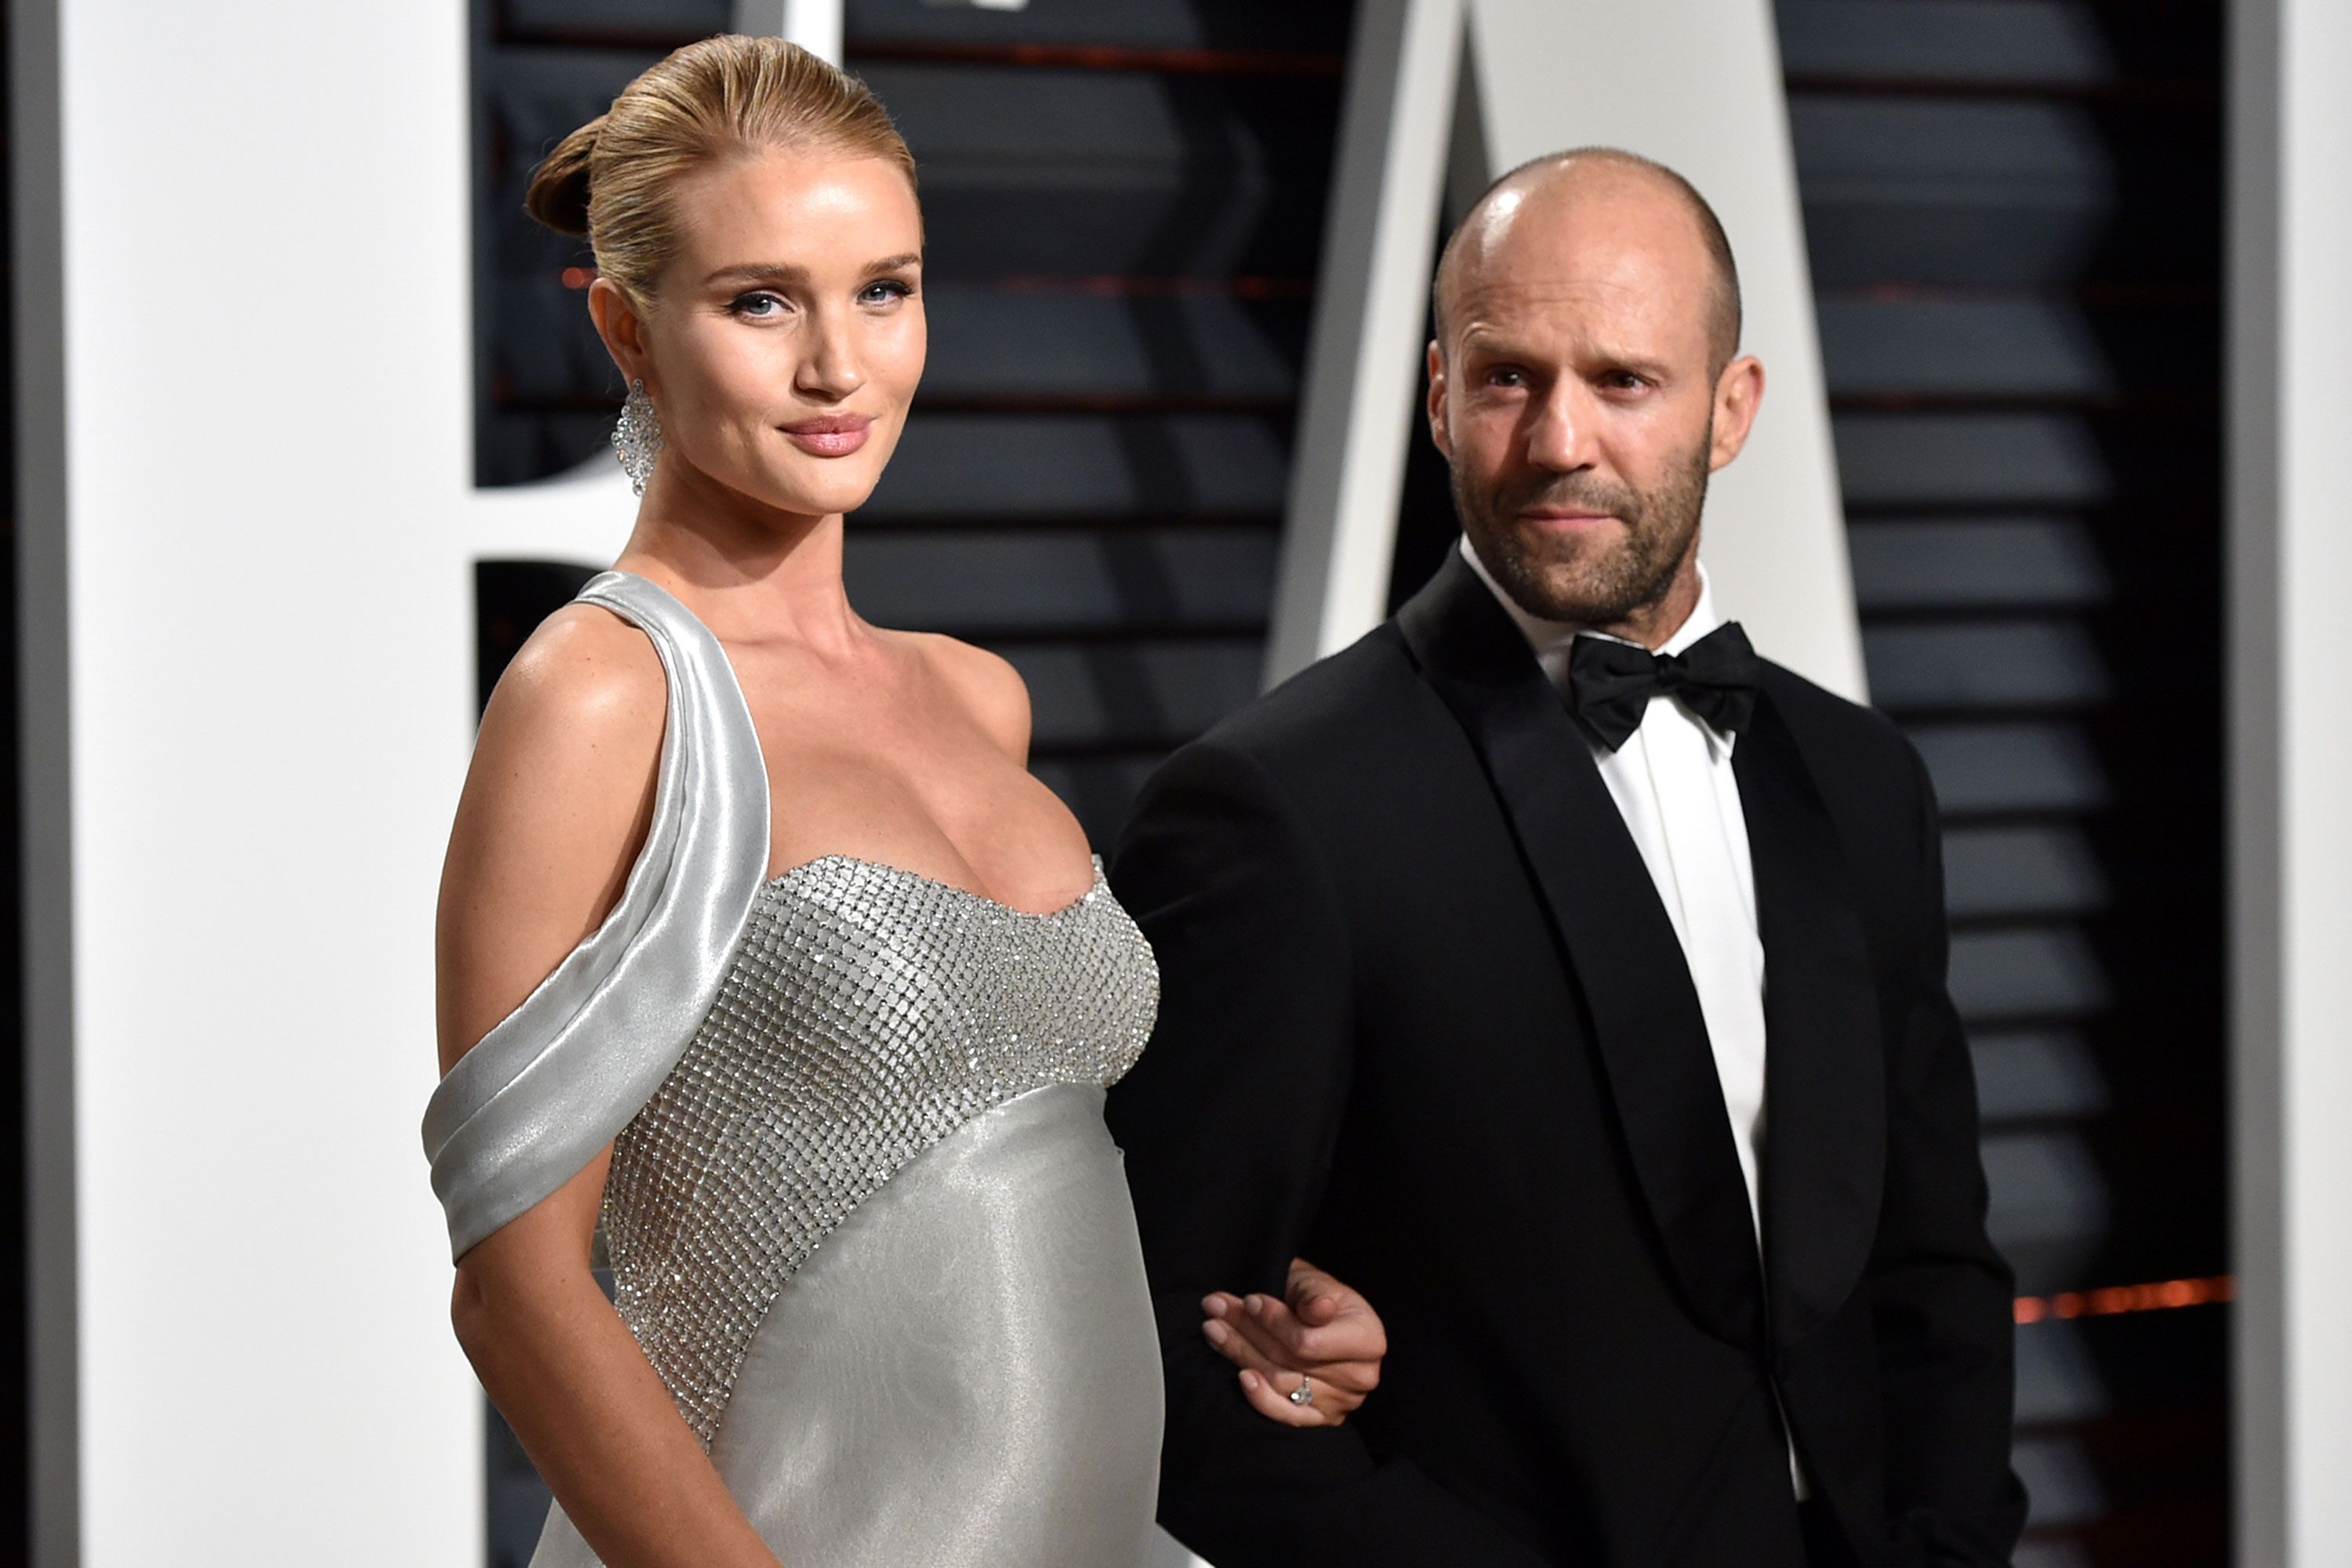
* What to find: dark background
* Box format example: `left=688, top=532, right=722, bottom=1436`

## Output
left=1, top=2, right=2229, bottom=1564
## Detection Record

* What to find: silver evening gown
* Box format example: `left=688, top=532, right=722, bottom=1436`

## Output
left=423, top=572, right=1166, bottom=1567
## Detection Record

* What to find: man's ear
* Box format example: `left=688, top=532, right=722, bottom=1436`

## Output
left=1707, top=354, right=1765, bottom=472
left=587, top=278, right=655, bottom=394
left=1425, top=340, right=1453, bottom=461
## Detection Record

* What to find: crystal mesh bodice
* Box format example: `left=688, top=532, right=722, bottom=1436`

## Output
left=600, top=854, right=1157, bottom=1443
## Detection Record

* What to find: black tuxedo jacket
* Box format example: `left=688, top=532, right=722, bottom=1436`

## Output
left=1105, top=554, right=2027, bottom=1566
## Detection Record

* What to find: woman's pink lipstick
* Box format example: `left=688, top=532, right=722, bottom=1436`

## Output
left=782, top=415, right=872, bottom=457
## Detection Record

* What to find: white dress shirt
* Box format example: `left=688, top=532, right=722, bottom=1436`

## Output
left=1460, top=536, right=1769, bottom=1231
left=1460, top=537, right=1806, bottom=1494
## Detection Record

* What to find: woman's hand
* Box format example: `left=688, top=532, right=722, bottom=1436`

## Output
left=1200, top=1257, right=1387, bottom=1428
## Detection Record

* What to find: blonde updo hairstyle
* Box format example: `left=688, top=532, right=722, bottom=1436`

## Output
left=524, top=34, right=917, bottom=305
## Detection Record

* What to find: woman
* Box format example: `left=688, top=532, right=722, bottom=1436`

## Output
left=424, top=35, right=1381, bottom=1568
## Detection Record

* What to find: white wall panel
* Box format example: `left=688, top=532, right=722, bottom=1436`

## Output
left=49, top=2, right=492, bottom=1558
left=21, top=0, right=638, bottom=1560
left=2232, top=0, right=2352, bottom=1559
left=1264, top=0, right=1463, bottom=683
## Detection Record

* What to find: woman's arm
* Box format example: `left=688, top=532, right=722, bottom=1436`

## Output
left=1204, top=1260, right=1383, bottom=1429
left=1198, top=1258, right=1387, bottom=1428
left=452, top=1159, right=779, bottom=1566
left=437, top=606, right=782, bottom=1568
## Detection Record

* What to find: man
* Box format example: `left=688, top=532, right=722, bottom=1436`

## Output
left=1105, top=150, right=2027, bottom=1566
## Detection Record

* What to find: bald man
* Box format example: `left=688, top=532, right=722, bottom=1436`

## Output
left=1106, top=151, right=2026, bottom=1567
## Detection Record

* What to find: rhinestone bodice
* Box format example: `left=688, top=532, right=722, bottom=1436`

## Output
left=598, top=854, right=1158, bottom=1442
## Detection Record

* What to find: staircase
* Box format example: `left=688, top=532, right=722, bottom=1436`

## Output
left=1781, top=4, right=2227, bottom=1561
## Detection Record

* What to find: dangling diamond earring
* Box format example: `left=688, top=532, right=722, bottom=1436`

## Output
left=613, top=378, right=663, bottom=497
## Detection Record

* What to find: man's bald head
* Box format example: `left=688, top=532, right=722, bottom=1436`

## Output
left=1432, top=148, right=1742, bottom=374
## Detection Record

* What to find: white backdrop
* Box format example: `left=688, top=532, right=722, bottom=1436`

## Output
left=19, top=0, right=632, bottom=1560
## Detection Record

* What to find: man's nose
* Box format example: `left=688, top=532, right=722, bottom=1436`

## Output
left=1526, top=383, right=1593, bottom=472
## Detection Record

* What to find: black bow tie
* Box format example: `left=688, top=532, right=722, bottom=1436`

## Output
left=1565, top=622, right=1761, bottom=752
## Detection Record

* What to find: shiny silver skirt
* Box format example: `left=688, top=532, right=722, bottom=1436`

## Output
left=530, top=1084, right=1164, bottom=1567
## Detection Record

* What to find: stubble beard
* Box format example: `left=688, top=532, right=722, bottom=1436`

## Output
left=1456, top=426, right=1715, bottom=627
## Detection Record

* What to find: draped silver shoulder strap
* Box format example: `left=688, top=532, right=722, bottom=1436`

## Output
left=422, top=571, right=771, bottom=1261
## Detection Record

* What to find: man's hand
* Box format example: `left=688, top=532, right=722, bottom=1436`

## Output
left=1200, top=1257, right=1388, bottom=1428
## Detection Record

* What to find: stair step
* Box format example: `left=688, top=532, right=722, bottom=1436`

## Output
left=922, top=284, right=1305, bottom=402
left=1907, top=720, right=2111, bottom=816
left=1836, top=411, right=2130, bottom=509
left=997, top=637, right=1263, bottom=750
left=869, top=61, right=1337, bottom=278
left=844, top=524, right=1277, bottom=633
left=1790, top=95, right=2217, bottom=289
left=847, top=0, right=1352, bottom=54
left=495, top=0, right=724, bottom=45
left=1862, top=620, right=2112, bottom=712
left=864, top=412, right=1292, bottom=519
left=1777, top=0, right=2213, bottom=89
left=1848, top=517, right=2110, bottom=612
left=1816, top=296, right=2214, bottom=401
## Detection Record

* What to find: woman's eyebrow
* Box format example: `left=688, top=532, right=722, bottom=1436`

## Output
left=702, top=254, right=922, bottom=289
left=703, top=262, right=807, bottom=289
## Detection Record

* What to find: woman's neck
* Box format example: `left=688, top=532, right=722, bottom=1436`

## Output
left=616, top=463, right=865, bottom=655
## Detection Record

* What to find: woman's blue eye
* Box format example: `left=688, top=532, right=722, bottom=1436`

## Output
left=861, top=279, right=914, bottom=304
left=730, top=292, right=786, bottom=318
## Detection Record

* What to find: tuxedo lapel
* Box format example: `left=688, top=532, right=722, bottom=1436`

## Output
left=1734, top=688, right=1886, bottom=1347
left=1398, top=556, right=1764, bottom=1352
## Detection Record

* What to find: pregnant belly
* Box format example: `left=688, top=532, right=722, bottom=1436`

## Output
left=709, top=1083, right=1164, bottom=1568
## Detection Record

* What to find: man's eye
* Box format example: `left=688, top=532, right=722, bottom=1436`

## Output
left=1602, top=372, right=1648, bottom=391
left=1487, top=368, right=1526, bottom=388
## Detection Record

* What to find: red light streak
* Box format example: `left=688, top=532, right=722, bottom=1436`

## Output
left=2014, top=1275, right=2234, bottom=1324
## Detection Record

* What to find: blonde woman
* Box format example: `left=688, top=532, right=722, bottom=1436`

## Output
left=423, top=34, right=1384, bottom=1568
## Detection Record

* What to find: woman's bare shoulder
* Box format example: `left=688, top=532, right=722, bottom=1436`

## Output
left=486, top=602, right=667, bottom=746
left=462, top=601, right=668, bottom=878
left=437, top=604, right=668, bottom=1070
left=907, top=632, right=1030, bottom=763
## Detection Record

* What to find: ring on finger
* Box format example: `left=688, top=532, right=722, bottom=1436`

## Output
left=1287, top=1374, right=1314, bottom=1409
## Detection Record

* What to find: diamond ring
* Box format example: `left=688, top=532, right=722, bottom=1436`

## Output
left=1288, top=1376, right=1314, bottom=1408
